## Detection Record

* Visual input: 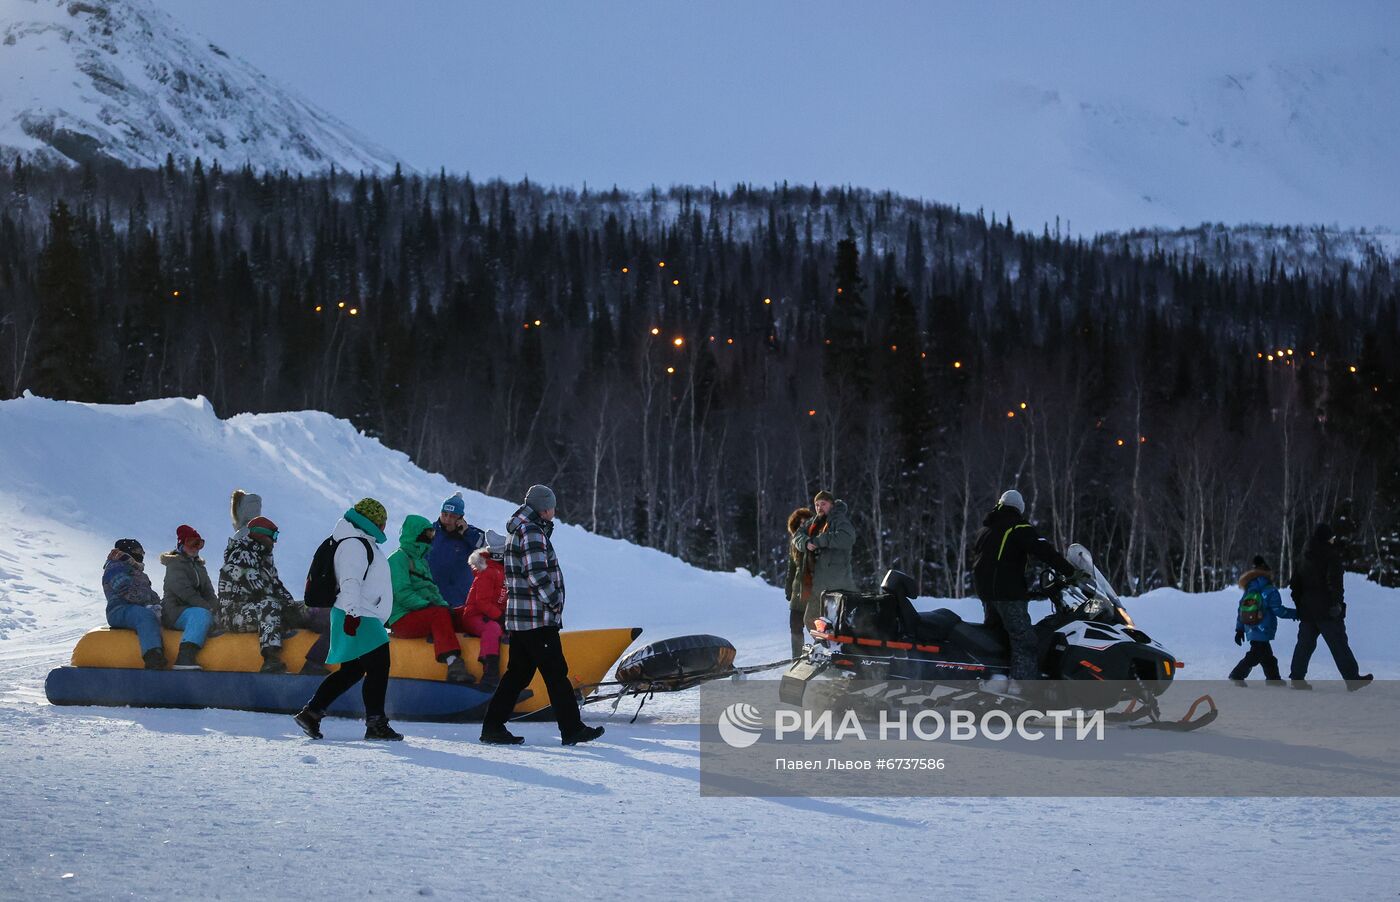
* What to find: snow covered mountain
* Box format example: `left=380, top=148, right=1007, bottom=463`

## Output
left=0, top=0, right=402, bottom=172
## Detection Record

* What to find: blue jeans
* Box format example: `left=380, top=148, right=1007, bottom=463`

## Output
left=107, top=604, right=163, bottom=654
left=174, top=607, right=212, bottom=647
left=107, top=605, right=212, bottom=653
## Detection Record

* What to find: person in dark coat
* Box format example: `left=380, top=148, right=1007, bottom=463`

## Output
left=1288, top=523, right=1373, bottom=691
left=785, top=506, right=814, bottom=659
left=426, top=492, right=486, bottom=608
left=969, top=490, right=1076, bottom=682
left=790, top=492, right=857, bottom=631
left=1228, top=556, right=1296, bottom=684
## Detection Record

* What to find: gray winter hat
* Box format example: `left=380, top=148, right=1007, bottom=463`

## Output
left=230, top=490, right=263, bottom=534
left=525, top=484, right=557, bottom=512
left=998, top=489, right=1025, bottom=514
left=485, top=529, right=508, bottom=555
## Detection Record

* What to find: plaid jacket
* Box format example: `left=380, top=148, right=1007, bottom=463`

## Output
left=503, top=505, right=564, bottom=632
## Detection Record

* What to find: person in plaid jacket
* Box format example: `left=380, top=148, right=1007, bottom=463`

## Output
left=480, top=484, right=604, bottom=747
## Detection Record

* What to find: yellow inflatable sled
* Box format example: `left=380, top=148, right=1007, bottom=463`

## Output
left=47, top=626, right=642, bottom=722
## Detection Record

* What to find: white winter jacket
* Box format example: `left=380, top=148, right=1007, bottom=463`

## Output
left=330, top=517, right=393, bottom=622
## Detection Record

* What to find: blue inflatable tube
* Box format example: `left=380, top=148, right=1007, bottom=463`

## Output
left=44, top=667, right=529, bottom=722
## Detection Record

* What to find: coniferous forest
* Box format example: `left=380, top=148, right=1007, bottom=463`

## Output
left=2, top=157, right=1397, bottom=594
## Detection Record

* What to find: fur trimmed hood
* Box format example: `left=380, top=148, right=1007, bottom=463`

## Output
left=1237, top=567, right=1273, bottom=589
left=469, top=547, right=495, bottom=572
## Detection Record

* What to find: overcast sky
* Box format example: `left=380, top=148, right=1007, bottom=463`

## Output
left=161, top=1, right=1398, bottom=231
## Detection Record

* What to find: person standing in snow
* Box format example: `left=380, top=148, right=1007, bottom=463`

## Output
left=387, top=514, right=473, bottom=684
left=157, top=525, right=219, bottom=670
left=1288, top=523, right=1373, bottom=691
left=104, top=538, right=208, bottom=670
left=295, top=498, right=404, bottom=741
left=480, top=485, right=604, bottom=746
left=462, top=530, right=508, bottom=688
left=785, top=506, right=814, bottom=659
left=970, top=490, right=1076, bottom=684
left=426, top=492, right=486, bottom=609
left=790, top=492, right=856, bottom=633
left=217, top=515, right=330, bottom=674
left=1228, top=556, right=1297, bottom=685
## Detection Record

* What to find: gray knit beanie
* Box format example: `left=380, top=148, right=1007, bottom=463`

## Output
left=525, top=484, right=557, bottom=512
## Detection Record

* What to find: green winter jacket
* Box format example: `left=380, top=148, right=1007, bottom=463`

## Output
left=159, top=550, right=218, bottom=628
left=387, top=514, right=448, bottom=625
left=791, top=500, right=858, bottom=625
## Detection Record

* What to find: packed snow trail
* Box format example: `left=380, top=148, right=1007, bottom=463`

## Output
left=2, top=395, right=1399, bottom=899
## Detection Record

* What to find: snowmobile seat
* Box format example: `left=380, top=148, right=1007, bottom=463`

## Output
left=951, top=621, right=1010, bottom=660
left=912, top=608, right=962, bottom=643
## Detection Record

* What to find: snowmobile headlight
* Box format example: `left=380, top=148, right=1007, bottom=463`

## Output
left=1077, top=596, right=1109, bottom=618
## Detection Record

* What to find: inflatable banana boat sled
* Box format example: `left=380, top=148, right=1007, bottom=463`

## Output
left=45, top=626, right=641, bottom=722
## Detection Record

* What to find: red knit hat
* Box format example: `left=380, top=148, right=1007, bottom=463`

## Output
left=176, top=524, right=203, bottom=546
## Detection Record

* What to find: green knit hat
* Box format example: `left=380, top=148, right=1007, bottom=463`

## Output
left=353, top=497, right=387, bottom=530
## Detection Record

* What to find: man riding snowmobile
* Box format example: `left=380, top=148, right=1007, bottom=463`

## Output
left=970, top=490, right=1077, bottom=686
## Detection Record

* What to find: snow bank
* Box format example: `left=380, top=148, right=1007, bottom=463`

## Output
left=0, top=394, right=782, bottom=652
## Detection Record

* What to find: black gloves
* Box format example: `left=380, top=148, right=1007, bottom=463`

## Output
left=1233, top=630, right=1244, bottom=646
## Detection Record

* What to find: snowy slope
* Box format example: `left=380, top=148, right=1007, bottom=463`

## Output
left=0, top=0, right=402, bottom=172
left=0, top=393, right=781, bottom=650
left=2, top=395, right=1398, bottom=901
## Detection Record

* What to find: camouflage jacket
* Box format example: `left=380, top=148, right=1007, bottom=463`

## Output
left=218, top=534, right=294, bottom=607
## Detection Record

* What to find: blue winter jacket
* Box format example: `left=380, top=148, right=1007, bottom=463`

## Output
left=102, top=555, right=161, bottom=615
left=1235, top=571, right=1297, bottom=641
left=425, top=520, right=485, bottom=607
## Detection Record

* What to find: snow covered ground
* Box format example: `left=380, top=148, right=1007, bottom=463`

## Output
left=1, top=395, right=1397, bottom=900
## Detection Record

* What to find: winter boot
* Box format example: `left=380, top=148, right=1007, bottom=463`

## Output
left=479, top=724, right=524, bottom=745
left=142, top=647, right=167, bottom=670
left=480, top=655, right=501, bottom=689
left=561, top=724, right=605, bottom=746
left=1289, top=679, right=1314, bottom=690
left=1346, top=674, right=1375, bottom=692
left=299, top=659, right=331, bottom=676
left=259, top=647, right=288, bottom=674
left=294, top=706, right=324, bottom=740
left=444, top=655, right=474, bottom=685
left=172, top=642, right=202, bottom=671
left=364, top=715, right=404, bottom=741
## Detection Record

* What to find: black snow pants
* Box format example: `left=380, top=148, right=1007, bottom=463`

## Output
left=307, top=642, right=390, bottom=718
left=1290, top=619, right=1362, bottom=681
left=1229, top=640, right=1281, bottom=681
left=482, top=626, right=583, bottom=736
left=985, top=599, right=1039, bottom=680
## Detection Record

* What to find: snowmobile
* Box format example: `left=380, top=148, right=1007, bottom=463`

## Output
left=778, top=544, right=1217, bottom=731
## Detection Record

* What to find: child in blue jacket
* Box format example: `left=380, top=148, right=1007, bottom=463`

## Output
left=1229, top=556, right=1297, bottom=684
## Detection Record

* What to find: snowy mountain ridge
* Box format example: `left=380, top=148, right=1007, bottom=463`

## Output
left=0, top=0, right=403, bottom=173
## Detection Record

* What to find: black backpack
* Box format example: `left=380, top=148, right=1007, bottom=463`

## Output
left=304, top=535, right=372, bottom=608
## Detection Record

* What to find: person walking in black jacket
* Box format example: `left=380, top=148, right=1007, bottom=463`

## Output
left=1288, top=523, right=1373, bottom=691
left=970, top=490, right=1077, bottom=682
